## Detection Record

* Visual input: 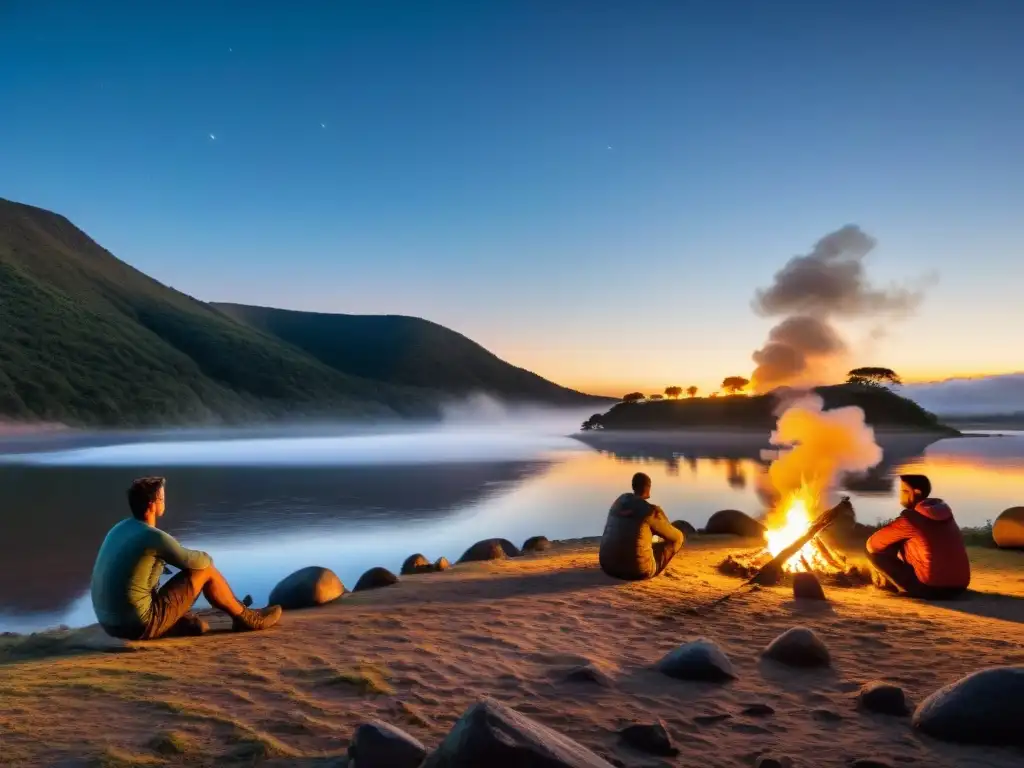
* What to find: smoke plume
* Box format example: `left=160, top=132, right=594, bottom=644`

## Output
left=750, top=225, right=926, bottom=392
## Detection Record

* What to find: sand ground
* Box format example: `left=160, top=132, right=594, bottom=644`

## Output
left=1, top=537, right=1022, bottom=767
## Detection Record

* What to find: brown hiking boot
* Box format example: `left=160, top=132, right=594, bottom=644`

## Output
left=231, top=605, right=282, bottom=632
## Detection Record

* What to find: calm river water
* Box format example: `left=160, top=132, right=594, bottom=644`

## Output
left=1, top=424, right=1021, bottom=633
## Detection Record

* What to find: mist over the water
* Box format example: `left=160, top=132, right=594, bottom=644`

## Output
left=3, top=395, right=597, bottom=468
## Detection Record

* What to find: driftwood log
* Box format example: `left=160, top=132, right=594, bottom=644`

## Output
left=746, top=496, right=854, bottom=586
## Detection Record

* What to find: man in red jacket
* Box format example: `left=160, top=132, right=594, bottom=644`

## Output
left=865, top=474, right=970, bottom=599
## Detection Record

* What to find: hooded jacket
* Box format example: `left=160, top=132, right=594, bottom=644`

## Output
left=866, top=498, right=971, bottom=588
left=599, top=493, right=683, bottom=580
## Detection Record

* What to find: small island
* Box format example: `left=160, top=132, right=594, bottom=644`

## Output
left=580, top=370, right=957, bottom=435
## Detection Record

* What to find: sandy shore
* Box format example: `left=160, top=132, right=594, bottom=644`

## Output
left=1, top=538, right=1022, bottom=767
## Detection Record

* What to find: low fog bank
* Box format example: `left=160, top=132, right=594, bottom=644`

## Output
left=904, top=373, right=1024, bottom=416
left=0, top=395, right=600, bottom=467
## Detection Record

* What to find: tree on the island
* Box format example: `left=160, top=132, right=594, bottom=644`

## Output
left=721, top=376, right=750, bottom=394
left=847, top=367, right=902, bottom=388
left=581, top=414, right=604, bottom=431
left=622, top=392, right=645, bottom=404
left=665, top=386, right=683, bottom=399
left=686, top=385, right=698, bottom=398
left=649, top=394, right=664, bottom=401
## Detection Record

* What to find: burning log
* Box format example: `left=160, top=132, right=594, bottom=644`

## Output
left=745, top=496, right=853, bottom=586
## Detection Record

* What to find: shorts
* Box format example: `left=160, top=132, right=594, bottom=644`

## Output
left=101, top=571, right=203, bottom=641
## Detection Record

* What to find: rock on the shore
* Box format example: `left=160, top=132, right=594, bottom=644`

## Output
left=858, top=681, right=909, bottom=716
left=657, top=638, right=736, bottom=682
left=993, top=507, right=1024, bottom=549
left=563, top=662, right=614, bottom=688
left=354, top=567, right=399, bottom=592
left=618, top=721, right=677, bottom=756
left=348, top=719, right=427, bottom=768
left=458, top=538, right=520, bottom=563
left=702, top=509, right=766, bottom=538
left=792, top=572, right=826, bottom=601
left=672, top=520, right=696, bottom=536
left=268, top=566, right=344, bottom=610
left=422, top=697, right=615, bottom=767
left=434, top=556, right=451, bottom=571
left=762, top=627, right=831, bottom=668
left=912, top=665, right=1024, bottom=745
left=522, top=535, right=553, bottom=553
left=401, top=554, right=432, bottom=575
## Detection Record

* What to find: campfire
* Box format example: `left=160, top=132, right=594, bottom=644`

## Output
left=719, top=484, right=871, bottom=587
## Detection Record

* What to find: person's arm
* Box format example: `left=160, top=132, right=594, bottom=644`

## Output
left=648, top=506, right=684, bottom=547
left=150, top=528, right=213, bottom=571
left=865, top=515, right=912, bottom=554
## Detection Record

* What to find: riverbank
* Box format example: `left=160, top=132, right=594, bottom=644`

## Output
left=1, top=538, right=1022, bottom=767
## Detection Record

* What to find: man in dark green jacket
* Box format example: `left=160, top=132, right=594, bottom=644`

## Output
left=91, top=476, right=282, bottom=640
left=599, top=472, right=685, bottom=580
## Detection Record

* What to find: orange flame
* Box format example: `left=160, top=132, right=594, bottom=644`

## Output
left=763, top=482, right=831, bottom=573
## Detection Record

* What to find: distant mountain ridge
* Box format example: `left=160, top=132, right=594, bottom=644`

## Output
left=0, top=198, right=606, bottom=426
left=213, top=303, right=598, bottom=406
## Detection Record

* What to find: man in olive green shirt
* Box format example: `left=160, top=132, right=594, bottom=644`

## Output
left=599, top=472, right=685, bottom=580
left=91, top=476, right=282, bottom=640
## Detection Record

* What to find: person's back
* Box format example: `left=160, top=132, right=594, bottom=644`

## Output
left=599, top=473, right=684, bottom=581
left=867, top=499, right=970, bottom=588
left=91, top=517, right=209, bottom=638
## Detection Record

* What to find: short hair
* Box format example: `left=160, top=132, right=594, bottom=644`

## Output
left=128, top=476, right=166, bottom=519
left=899, top=474, right=931, bottom=500
left=632, top=472, right=652, bottom=494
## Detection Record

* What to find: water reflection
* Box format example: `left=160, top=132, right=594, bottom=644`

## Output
left=1, top=429, right=1021, bottom=633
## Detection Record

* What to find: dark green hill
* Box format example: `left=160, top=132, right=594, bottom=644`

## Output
left=0, top=198, right=602, bottom=426
left=588, top=384, right=956, bottom=433
left=213, top=303, right=602, bottom=406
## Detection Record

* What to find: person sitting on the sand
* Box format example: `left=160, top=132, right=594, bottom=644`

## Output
left=599, top=472, right=685, bottom=580
left=91, top=476, right=282, bottom=640
left=865, top=474, right=970, bottom=600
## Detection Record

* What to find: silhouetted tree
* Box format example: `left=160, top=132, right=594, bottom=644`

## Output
left=622, top=392, right=645, bottom=404
left=686, top=385, right=698, bottom=398
left=721, top=376, right=750, bottom=394
left=581, top=413, right=604, bottom=431
left=665, top=386, right=683, bottom=399
left=649, top=394, right=664, bottom=401
left=847, top=367, right=902, bottom=388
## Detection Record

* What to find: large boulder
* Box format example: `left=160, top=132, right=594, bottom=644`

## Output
left=401, top=554, right=432, bottom=575
left=434, top=556, right=451, bottom=571
left=348, top=720, right=426, bottom=768
left=702, top=509, right=766, bottom=538
left=993, top=507, right=1024, bottom=549
left=458, top=538, right=520, bottom=563
left=656, top=638, right=736, bottom=682
left=353, top=567, right=399, bottom=592
left=268, top=566, right=344, bottom=610
left=522, top=535, right=553, bottom=553
left=672, top=520, right=696, bottom=536
left=912, top=666, right=1024, bottom=745
left=762, top=627, right=831, bottom=668
left=422, top=698, right=614, bottom=767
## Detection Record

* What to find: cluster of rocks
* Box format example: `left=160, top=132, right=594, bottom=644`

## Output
left=655, top=628, right=1024, bottom=750
left=342, top=627, right=1024, bottom=767
left=266, top=535, right=553, bottom=611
